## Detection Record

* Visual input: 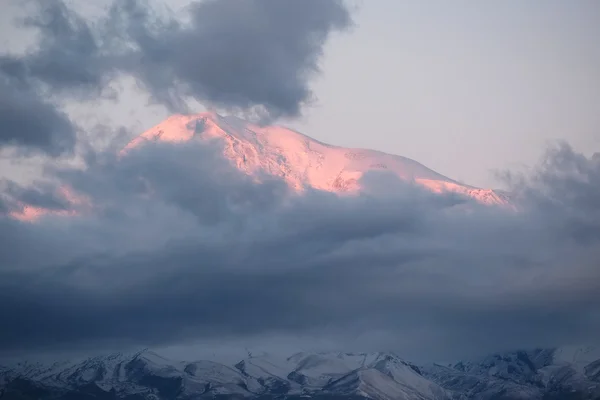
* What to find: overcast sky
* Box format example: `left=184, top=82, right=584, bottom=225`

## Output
left=1, top=0, right=600, bottom=364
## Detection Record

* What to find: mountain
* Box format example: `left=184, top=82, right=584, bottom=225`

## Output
left=122, top=112, right=509, bottom=206
left=2, top=347, right=600, bottom=400
left=0, top=351, right=449, bottom=400
left=422, top=346, right=600, bottom=400
left=6, top=111, right=510, bottom=222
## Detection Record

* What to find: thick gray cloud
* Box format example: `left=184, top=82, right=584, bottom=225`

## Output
left=0, top=0, right=351, bottom=155
left=108, top=0, right=352, bottom=119
left=17, top=0, right=112, bottom=94
left=0, top=0, right=106, bottom=156
left=1, top=0, right=598, bottom=363
left=0, top=139, right=599, bottom=361
left=0, top=71, right=77, bottom=156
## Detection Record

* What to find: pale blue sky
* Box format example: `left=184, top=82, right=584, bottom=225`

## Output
left=1, top=0, right=599, bottom=187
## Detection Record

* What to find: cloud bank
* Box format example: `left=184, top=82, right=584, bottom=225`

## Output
left=1, top=139, right=599, bottom=361
left=1, top=0, right=599, bottom=363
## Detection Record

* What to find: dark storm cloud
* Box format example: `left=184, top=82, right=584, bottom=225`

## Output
left=108, top=0, right=352, bottom=119
left=0, top=0, right=351, bottom=155
left=1, top=0, right=598, bottom=361
left=0, top=72, right=76, bottom=156
left=0, top=0, right=105, bottom=156
left=0, top=139, right=599, bottom=360
left=18, top=0, right=113, bottom=94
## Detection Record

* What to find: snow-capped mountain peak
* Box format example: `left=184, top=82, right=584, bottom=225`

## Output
left=6, top=112, right=510, bottom=222
left=122, top=112, right=510, bottom=206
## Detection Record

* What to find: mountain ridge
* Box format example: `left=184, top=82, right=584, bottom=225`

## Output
left=0, top=350, right=449, bottom=400
left=2, top=347, right=600, bottom=400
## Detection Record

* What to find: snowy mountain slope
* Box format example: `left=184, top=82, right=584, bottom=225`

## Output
left=1, top=350, right=256, bottom=399
left=0, top=350, right=449, bottom=400
left=3, top=347, right=599, bottom=400
left=323, top=355, right=448, bottom=400
left=422, top=347, right=600, bottom=400
left=122, top=112, right=509, bottom=206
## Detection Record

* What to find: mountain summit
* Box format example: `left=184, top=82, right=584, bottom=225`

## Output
left=7, top=112, right=509, bottom=222
left=123, top=112, right=509, bottom=206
